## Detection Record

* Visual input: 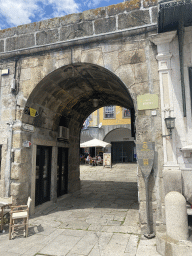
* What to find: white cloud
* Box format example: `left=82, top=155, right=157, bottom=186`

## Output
left=45, top=0, right=80, bottom=17
left=0, top=0, right=38, bottom=26
left=0, top=0, right=80, bottom=28
left=84, top=0, right=110, bottom=8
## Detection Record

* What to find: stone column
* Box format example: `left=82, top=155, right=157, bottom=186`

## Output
left=150, top=31, right=177, bottom=168
left=150, top=31, right=183, bottom=223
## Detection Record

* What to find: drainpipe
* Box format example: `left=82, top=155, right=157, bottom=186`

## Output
left=5, top=121, right=14, bottom=197
left=5, top=58, right=19, bottom=197
left=178, top=10, right=186, bottom=117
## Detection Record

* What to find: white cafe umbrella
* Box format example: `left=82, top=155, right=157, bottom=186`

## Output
left=80, top=139, right=111, bottom=148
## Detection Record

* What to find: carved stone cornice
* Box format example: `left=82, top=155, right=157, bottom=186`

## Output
left=156, top=53, right=172, bottom=61
left=150, top=31, right=177, bottom=45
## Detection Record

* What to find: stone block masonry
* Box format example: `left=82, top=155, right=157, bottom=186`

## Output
left=0, top=1, right=157, bottom=54
left=0, top=0, right=162, bottom=236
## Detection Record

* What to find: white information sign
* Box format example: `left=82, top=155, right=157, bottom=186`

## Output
left=23, top=141, right=32, bottom=147
left=103, top=153, right=112, bottom=168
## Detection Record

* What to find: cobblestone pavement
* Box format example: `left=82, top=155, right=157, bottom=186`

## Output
left=0, top=163, right=160, bottom=256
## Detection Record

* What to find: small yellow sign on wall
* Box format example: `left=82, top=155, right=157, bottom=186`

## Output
left=137, top=94, right=158, bottom=110
left=30, top=108, right=37, bottom=117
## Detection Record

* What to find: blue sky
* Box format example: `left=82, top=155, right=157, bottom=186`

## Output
left=0, top=0, right=124, bottom=30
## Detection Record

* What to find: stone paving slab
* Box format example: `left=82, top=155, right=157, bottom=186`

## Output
left=0, top=163, right=160, bottom=256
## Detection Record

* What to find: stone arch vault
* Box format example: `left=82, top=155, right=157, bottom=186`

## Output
left=0, top=2, right=164, bottom=234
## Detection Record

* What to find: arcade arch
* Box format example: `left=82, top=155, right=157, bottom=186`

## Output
left=104, top=128, right=136, bottom=163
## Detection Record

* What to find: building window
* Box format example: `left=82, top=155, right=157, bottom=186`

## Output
left=123, top=108, right=131, bottom=118
left=104, top=106, right=115, bottom=118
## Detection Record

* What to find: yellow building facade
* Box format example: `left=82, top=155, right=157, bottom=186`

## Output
left=88, top=106, right=131, bottom=127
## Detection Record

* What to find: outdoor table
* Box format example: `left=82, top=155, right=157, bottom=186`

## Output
left=0, top=201, right=12, bottom=232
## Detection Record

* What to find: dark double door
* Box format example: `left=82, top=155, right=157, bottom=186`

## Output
left=112, top=141, right=136, bottom=163
left=35, top=146, right=68, bottom=206
left=35, top=146, right=52, bottom=206
left=57, top=147, right=68, bottom=197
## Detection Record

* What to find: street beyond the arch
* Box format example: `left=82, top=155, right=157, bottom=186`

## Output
left=0, top=163, right=160, bottom=255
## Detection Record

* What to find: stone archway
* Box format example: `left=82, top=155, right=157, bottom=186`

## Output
left=104, top=127, right=133, bottom=143
left=19, top=63, right=135, bottom=213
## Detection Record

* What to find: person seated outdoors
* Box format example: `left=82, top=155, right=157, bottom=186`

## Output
left=86, top=154, right=92, bottom=164
left=80, top=154, right=84, bottom=163
left=96, top=155, right=102, bottom=165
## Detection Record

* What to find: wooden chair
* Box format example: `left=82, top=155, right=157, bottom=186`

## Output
left=9, top=197, right=32, bottom=240
left=0, top=196, right=12, bottom=232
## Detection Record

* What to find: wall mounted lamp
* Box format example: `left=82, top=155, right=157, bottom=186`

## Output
left=92, top=99, right=99, bottom=108
left=162, top=116, right=176, bottom=138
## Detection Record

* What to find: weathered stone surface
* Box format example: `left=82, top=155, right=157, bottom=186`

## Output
left=39, top=17, right=60, bottom=30
left=101, top=42, right=122, bottom=53
left=11, top=162, right=31, bottom=182
left=103, top=51, right=119, bottom=72
left=11, top=182, right=29, bottom=198
left=20, top=68, right=31, bottom=81
left=2, top=95, right=15, bottom=108
left=131, top=82, right=149, bottom=95
left=30, top=66, right=44, bottom=85
left=12, top=132, right=22, bottom=149
left=14, top=149, right=30, bottom=164
left=16, top=22, right=40, bottom=35
left=94, top=17, right=116, bottom=34
left=12, top=132, right=31, bottom=149
left=36, top=29, right=59, bottom=45
left=83, top=7, right=106, bottom=21
left=60, top=13, right=83, bottom=26
left=0, top=27, right=16, bottom=39
left=134, top=63, right=148, bottom=83
left=152, top=7, right=158, bottom=24
left=81, top=48, right=103, bottom=65
left=1, top=109, right=15, bottom=122
left=0, top=40, right=4, bottom=52
left=122, top=42, right=140, bottom=51
left=143, top=0, right=158, bottom=8
left=115, top=64, right=135, bottom=87
left=21, top=80, right=35, bottom=98
left=163, top=169, right=182, bottom=196
left=107, top=0, right=141, bottom=16
left=119, top=49, right=146, bottom=65
left=21, top=56, right=40, bottom=69
left=60, top=22, right=93, bottom=41
left=6, top=34, right=35, bottom=51
left=118, top=10, right=151, bottom=30
left=72, top=47, right=82, bottom=62
left=55, top=58, right=71, bottom=69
